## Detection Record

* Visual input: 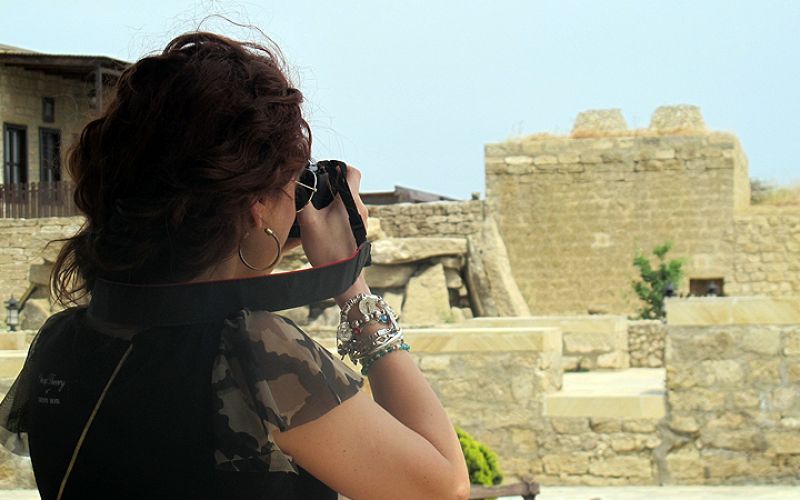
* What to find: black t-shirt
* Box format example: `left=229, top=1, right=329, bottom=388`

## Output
left=20, top=302, right=363, bottom=500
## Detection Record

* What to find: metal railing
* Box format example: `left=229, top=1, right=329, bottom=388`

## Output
left=0, top=181, right=79, bottom=218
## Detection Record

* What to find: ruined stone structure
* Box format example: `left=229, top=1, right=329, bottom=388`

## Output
left=485, top=105, right=800, bottom=315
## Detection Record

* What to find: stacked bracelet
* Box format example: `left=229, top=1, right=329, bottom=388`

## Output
left=336, top=293, right=410, bottom=373
left=361, top=342, right=411, bottom=376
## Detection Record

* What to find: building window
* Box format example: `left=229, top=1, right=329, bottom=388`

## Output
left=3, top=123, right=28, bottom=184
left=39, top=128, right=61, bottom=182
left=42, top=97, right=55, bottom=123
left=689, top=278, right=724, bottom=297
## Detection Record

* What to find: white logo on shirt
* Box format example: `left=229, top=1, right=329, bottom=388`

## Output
left=37, top=372, right=67, bottom=405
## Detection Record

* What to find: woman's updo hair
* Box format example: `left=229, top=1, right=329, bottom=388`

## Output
left=50, top=31, right=311, bottom=306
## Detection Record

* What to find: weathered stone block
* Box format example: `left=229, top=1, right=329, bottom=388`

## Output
left=669, top=415, right=700, bottom=434
left=402, top=263, right=451, bottom=326
left=371, top=238, right=467, bottom=265
left=19, top=298, right=51, bottom=331
left=589, top=456, right=652, bottom=478
left=364, top=264, right=415, bottom=288
left=550, top=417, right=590, bottom=434
left=765, top=431, right=800, bottom=454
left=542, top=453, right=591, bottom=475
left=590, top=418, right=621, bottom=433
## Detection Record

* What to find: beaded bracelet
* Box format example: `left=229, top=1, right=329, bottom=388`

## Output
left=360, top=341, right=411, bottom=376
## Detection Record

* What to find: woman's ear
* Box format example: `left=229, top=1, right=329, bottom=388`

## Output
left=249, top=198, right=268, bottom=228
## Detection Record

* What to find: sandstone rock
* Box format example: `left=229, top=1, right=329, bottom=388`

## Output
left=465, top=216, right=530, bottom=317
left=610, top=437, right=639, bottom=452
left=572, top=108, right=628, bottom=136
left=551, top=417, right=589, bottom=434
left=444, top=268, right=462, bottom=289
left=363, top=264, right=415, bottom=288
left=622, top=420, right=658, bottom=433
left=20, top=298, right=51, bottom=331
left=766, top=431, right=800, bottom=454
left=420, top=354, right=450, bottom=372
left=669, top=415, right=700, bottom=434
left=370, top=238, right=467, bottom=265
left=649, top=104, right=705, bottom=132
left=542, top=453, right=590, bottom=475
left=41, top=240, right=64, bottom=264
left=28, top=263, right=52, bottom=286
left=740, top=329, right=781, bottom=355
left=588, top=456, right=652, bottom=478
left=449, top=306, right=465, bottom=323
left=597, top=351, right=628, bottom=369
left=382, top=290, right=404, bottom=319
left=666, top=449, right=703, bottom=480
left=432, top=255, right=465, bottom=270
left=401, top=264, right=451, bottom=326
left=366, top=216, right=385, bottom=241
left=590, top=418, right=622, bottom=433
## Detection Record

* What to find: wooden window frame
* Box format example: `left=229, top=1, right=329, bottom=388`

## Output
left=3, top=123, right=28, bottom=185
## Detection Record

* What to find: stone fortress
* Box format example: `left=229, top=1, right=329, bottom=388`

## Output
left=0, top=104, right=799, bottom=489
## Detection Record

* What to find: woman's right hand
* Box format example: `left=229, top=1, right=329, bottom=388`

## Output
left=296, top=164, right=369, bottom=268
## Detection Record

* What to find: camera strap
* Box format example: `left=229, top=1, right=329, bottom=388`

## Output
left=323, top=160, right=371, bottom=265
left=87, top=241, right=372, bottom=330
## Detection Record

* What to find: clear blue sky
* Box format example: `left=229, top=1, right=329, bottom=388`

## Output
left=2, top=0, right=798, bottom=199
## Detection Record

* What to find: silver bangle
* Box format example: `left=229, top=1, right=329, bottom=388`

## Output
left=337, top=293, right=401, bottom=365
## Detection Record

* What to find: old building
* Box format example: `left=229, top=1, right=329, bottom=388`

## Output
left=0, top=43, right=129, bottom=216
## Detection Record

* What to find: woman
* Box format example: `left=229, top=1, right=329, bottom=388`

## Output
left=0, top=31, right=470, bottom=499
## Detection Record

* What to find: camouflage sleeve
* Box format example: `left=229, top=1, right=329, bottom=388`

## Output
left=211, top=308, right=364, bottom=474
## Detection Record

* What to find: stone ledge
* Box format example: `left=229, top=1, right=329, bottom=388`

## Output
left=315, top=327, right=562, bottom=354
left=0, top=333, right=29, bottom=350
left=544, top=369, right=666, bottom=419
left=544, top=394, right=665, bottom=419
left=666, top=296, right=800, bottom=325
left=0, top=350, right=27, bottom=378
left=465, top=315, right=628, bottom=333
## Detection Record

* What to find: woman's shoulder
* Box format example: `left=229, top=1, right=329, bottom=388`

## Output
left=215, top=307, right=363, bottom=427
left=223, top=308, right=324, bottom=352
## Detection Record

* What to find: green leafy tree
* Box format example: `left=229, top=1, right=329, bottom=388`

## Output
left=631, top=240, right=686, bottom=320
left=456, top=425, right=503, bottom=498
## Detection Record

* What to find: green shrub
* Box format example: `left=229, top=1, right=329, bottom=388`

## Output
left=456, top=425, right=503, bottom=496
left=631, top=240, right=686, bottom=320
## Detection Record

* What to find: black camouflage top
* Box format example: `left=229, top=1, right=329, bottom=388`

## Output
left=0, top=263, right=368, bottom=499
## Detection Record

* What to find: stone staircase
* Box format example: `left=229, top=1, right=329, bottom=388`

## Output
left=543, top=368, right=665, bottom=419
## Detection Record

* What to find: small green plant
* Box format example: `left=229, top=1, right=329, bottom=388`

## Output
left=456, top=425, right=503, bottom=497
left=631, top=240, right=686, bottom=320
left=565, top=357, right=590, bottom=373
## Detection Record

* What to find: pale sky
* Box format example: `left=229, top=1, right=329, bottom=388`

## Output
left=2, top=0, right=798, bottom=199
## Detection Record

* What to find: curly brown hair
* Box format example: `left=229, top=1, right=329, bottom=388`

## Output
left=49, top=31, right=311, bottom=307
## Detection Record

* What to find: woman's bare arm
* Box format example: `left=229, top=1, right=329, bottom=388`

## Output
left=271, top=275, right=470, bottom=500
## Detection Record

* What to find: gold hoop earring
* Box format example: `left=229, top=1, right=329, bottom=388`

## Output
left=238, top=227, right=282, bottom=271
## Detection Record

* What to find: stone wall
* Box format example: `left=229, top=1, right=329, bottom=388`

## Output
left=536, top=417, right=660, bottom=485
left=485, top=105, right=780, bottom=317
left=0, top=217, right=81, bottom=304
left=628, top=320, right=666, bottom=368
left=663, top=324, right=800, bottom=484
left=729, top=207, right=800, bottom=296
left=0, top=64, right=101, bottom=184
left=365, top=200, right=485, bottom=238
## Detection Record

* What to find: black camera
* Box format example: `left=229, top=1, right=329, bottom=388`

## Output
left=288, top=160, right=367, bottom=250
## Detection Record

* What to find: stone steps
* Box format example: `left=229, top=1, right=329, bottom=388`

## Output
left=0, top=351, right=27, bottom=379
left=544, top=368, right=665, bottom=419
